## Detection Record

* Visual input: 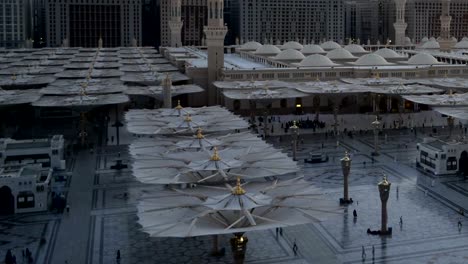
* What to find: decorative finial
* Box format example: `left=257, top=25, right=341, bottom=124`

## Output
left=290, top=120, right=299, bottom=129
left=175, top=100, right=183, bottom=110
left=210, top=147, right=221, bottom=161
left=375, top=72, right=380, bottom=80
left=184, top=113, right=192, bottom=122
left=232, top=176, right=246, bottom=195
left=378, top=174, right=390, bottom=186
left=11, top=73, right=17, bottom=81
left=315, top=75, right=320, bottom=82
left=196, top=128, right=204, bottom=139
left=342, top=151, right=351, bottom=162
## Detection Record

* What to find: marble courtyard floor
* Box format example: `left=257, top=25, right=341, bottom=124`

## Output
left=2, top=127, right=468, bottom=263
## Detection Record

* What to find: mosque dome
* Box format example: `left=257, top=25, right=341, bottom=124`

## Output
left=320, top=41, right=341, bottom=50
left=299, top=54, right=338, bottom=67
left=326, top=48, right=356, bottom=60
left=455, top=40, right=468, bottom=49
left=462, top=37, right=468, bottom=41
left=273, top=49, right=305, bottom=61
left=254, top=44, right=281, bottom=55
left=421, top=40, right=440, bottom=49
left=405, top=37, right=412, bottom=45
left=421, top=36, right=429, bottom=43
left=281, top=41, right=304, bottom=50
left=344, top=44, right=368, bottom=54
left=300, top=45, right=326, bottom=55
left=373, top=48, right=405, bottom=59
left=240, top=41, right=262, bottom=51
left=354, top=54, right=391, bottom=66
left=407, top=53, right=441, bottom=65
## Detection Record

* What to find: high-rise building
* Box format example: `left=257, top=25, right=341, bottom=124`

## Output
left=406, top=0, right=468, bottom=43
left=0, top=0, right=32, bottom=48
left=142, top=0, right=160, bottom=47
left=45, top=0, right=142, bottom=48
left=160, top=0, right=207, bottom=47
left=32, top=0, right=47, bottom=48
left=160, top=0, right=239, bottom=47
left=239, top=0, right=345, bottom=44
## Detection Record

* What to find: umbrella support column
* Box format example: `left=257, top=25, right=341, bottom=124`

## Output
left=230, top=233, right=248, bottom=264
left=112, top=104, right=123, bottom=146
left=79, top=111, right=88, bottom=148
left=211, top=235, right=219, bottom=256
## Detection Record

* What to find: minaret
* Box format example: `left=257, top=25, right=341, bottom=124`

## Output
left=162, top=73, right=172, bottom=108
left=393, top=0, right=407, bottom=46
left=168, top=0, right=183, bottom=47
left=204, top=0, right=227, bottom=105
left=438, top=0, right=456, bottom=50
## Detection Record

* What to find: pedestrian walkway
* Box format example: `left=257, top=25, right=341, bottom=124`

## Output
left=49, top=150, right=96, bottom=264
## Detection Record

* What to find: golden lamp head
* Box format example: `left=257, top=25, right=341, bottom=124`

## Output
left=184, top=113, right=192, bottom=122
left=210, top=147, right=221, bottom=161
left=175, top=100, right=183, bottom=110
left=196, top=128, right=204, bottom=139
left=232, top=176, right=246, bottom=195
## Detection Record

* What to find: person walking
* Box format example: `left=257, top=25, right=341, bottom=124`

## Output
left=292, top=239, right=298, bottom=256
left=353, top=209, right=357, bottom=218
left=399, top=216, right=403, bottom=226
left=372, top=245, right=375, bottom=259
left=362, top=246, right=366, bottom=261
left=458, top=218, right=463, bottom=230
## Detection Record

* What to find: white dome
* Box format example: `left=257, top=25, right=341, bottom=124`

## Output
left=407, top=53, right=441, bottom=65
left=281, top=41, right=304, bottom=50
left=373, top=48, right=405, bottom=59
left=354, top=54, right=391, bottom=66
left=299, top=54, right=338, bottom=67
left=273, top=49, right=305, bottom=61
left=320, top=41, right=341, bottom=50
left=422, top=40, right=440, bottom=49
left=421, top=36, right=429, bottom=43
left=344, top=44, right=368, bottom=54
left=300, top=45, right=326, bottom=54
left=240, top=41, right=262, bottom=51
left=326, top=48, right=356, bottom=60
left=455, top=40, right=468, bottom=49
left=429, top=37, right=436, bottom=41
left=452, top=37, right=458, bottom=42
left=462, top=37, right=468, bottom=41
left=405, top=37, right=412, bottom=45
left=254, top=44, right=281, bottom=55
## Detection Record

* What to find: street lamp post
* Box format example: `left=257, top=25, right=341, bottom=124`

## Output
left=290, top=121, right=299, bottom=161
left=340, top=151, right=353, bottom=204
left=371, top=116, right=381, bottom=156
left=378, top=175, right=392, bottom=235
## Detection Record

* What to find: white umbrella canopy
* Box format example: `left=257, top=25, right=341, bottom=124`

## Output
left=403, top=92, right=468, bottom=106
left=130, top=143, right=299, bottom=184
left=433, top=106, right=468, bottom=120
left=125, top=106, right=249, bottom=135
left=137, top=177, right=343, bottom=237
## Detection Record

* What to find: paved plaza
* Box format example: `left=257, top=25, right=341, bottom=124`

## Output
left=2, top=113, right=468, bottom=264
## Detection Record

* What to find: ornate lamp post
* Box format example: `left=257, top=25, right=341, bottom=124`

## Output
left=290, top=121, right=299, bottom=161
left=340, top=151, right=353, bottom=204
left=378, top=175, right=392, bottom=235
left=371, top=116, right=381, bottom=156
left=230, top=178, right=249, bottom=264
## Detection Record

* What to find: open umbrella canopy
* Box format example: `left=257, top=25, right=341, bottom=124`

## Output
left=0, top=75, right=56, bottom=88
left=341, top=77, right=413, bottom=86
left=403, top=92, right=468, bottom=106
left=417, top=77, right=468, bottom=90
left=137, top=177, right=342, bottom=237
left=41, top=79, right=126, bottom=95
left=294, top=81, right=371, bottom=94
left=125, top=84, right=203, bottom=99
left=125, top=106, right=249, bottom=135
left=0, top=89, right=41, bottom=106
left=120, top=71, right=190, bottom=85
left=433, top=106, right=468, bottom=120
left=129, top=133, right=299, bottom=184
left=32, top=93, right=129, bottom=107
left=366, top=83, right=443, bottom=95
